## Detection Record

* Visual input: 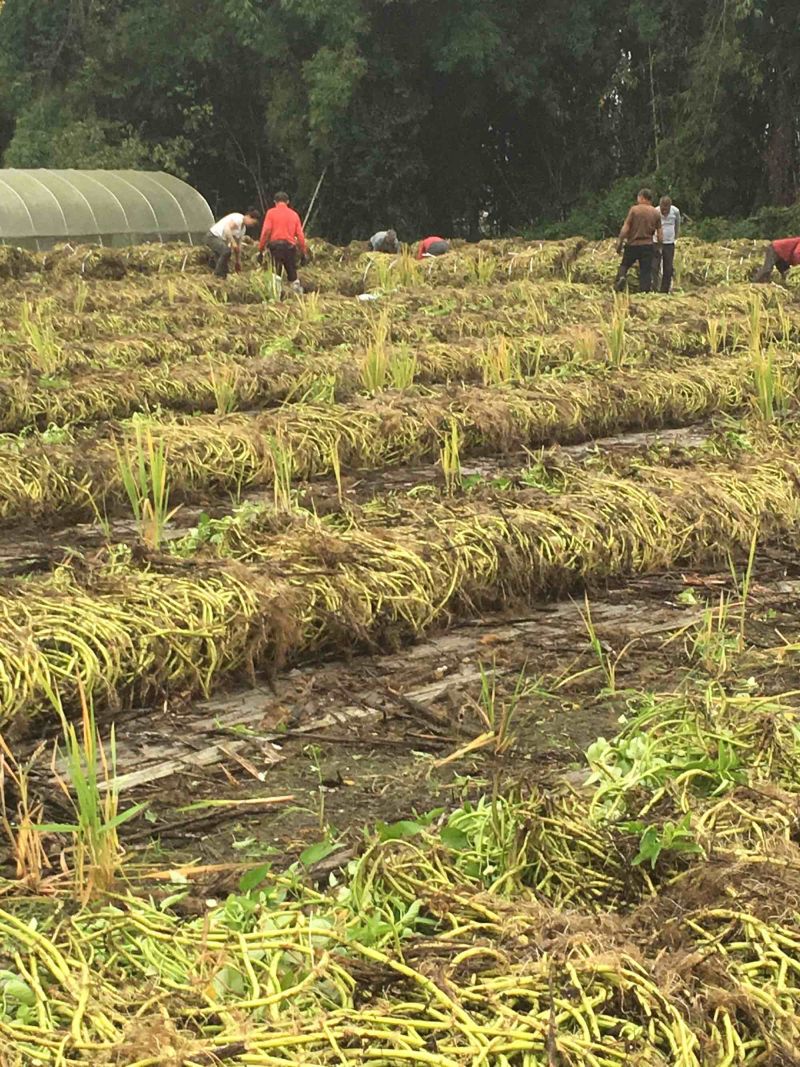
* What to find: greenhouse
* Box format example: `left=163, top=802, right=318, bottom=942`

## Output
left=0, top=168, right=214, bottom=249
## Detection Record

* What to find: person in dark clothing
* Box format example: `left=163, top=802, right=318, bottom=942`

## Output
left=205, top=207, right=261, bottom=278
left=614, top=189, right=663, bottom=293
left=753, top=238, right=800, bottom=282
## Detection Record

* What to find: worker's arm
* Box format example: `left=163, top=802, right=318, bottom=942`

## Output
left=673, top=209, right=681, bottom=241
left=616, top=210, right=633, bottom=253
left=223, top=219, right=242, bottom=250
left=655, top=218, right=663, bottom=244
left=416, top=240, right=424, bottom=259
left=258, top=212, right=272, bottom=252
left=295, top=213, right=307, bottom=256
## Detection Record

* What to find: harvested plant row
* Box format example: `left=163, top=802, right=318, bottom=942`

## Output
left=0, top=353, right=781, bottom=525
left=0, top=235, right=774, bottom=289
left=0, top=281, right=755, bottom=373
left=1, top=271, right=791, bottom=347
left=2, top=453, right=798, bottom=723
left=0, top=276, right=782, bottom=354
left=0, top=316, right=741, bottom=433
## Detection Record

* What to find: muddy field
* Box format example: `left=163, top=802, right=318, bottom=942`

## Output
left=2, top=236, right=800, bottom=1065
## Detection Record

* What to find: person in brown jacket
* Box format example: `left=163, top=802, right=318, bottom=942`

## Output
left=614, top=189, right=663, bottom=293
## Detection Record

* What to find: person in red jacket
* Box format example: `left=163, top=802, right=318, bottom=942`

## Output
left=753, top=237, right=800, bottom=282
left=417, top=236, right=450, bottom=259
left=258, top=192, right=308, bottom=292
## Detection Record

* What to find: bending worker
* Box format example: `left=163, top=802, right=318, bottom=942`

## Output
left=369, top=229, right=399, bottom=253
left=753, top=237, right=800, bottom=283
left=417, top=235, right=450, bottom=258
left=614, top=189, right=662, bottom=293
left=205, top=207, right=261, bottom=279
left=258, top=192, right=308, bottom=293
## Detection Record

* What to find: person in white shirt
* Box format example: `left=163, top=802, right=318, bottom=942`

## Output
left=205, top=207, right=261, bottom=278
left=654, top=196, right=681, bottom=293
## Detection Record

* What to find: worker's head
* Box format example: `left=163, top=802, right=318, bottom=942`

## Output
left=274, top=192, right=290, bottom=204
left=244, top=207, right=261, bottom=226
left=637, top=188, right=655, bottom=205
left=386, top=229, right=397, bottom=243
left=660, top=195, right=672, bottom=213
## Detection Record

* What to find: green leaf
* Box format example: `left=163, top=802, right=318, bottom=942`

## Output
left=105, top=802, right=147, bottom=830
left=347, top=915, right=393, bottom=946
left=213, top=965, right=245, bottom=997
left=632, top=826, right=661, bottom=869
left=299, top=839, right=338, bottom=867
left=376, top=819, right=426, bottom=841
left=238, top=863, right=272, bottom=893
left=440, top=825, right=469, bottom=850
left=0, top=978, right=36, bottom=1006
left=619, top=819, right=645, bottom=834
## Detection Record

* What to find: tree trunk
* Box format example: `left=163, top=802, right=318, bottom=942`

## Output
left=766, top=80, right=797, bottom=206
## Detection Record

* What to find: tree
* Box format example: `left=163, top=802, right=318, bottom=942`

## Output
left=1, top=0, right=798, bottom=237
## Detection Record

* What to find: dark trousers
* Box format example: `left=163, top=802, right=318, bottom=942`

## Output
left=614, top=244, right=655, bottom=292
left=205, top=233, right=232, bottom=278
left=654, top=243, right=675, bottom=293
left=425, top=240, right=450, bottom=256
left=753, top=244, right=790, bottom=283
left=269, top=241, right=298, bottom=282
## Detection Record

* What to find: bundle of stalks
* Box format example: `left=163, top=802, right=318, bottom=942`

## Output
left=33, top=242, right=216, bottom=280
left=502, top=237, right=588, bottom=279
left=0, top=266, right=789, bottom=358
left=677, top=238, right=768, bottom=286
left=0, top=285, right=363, bottom=347
left=0, top=246, right=37, bottom=280
left=0, top=276, right=676, bottom=328
left=0, top=330, right=265, bottom=382
left=118, top=242, right=214, bottom=274
left=43, top=245, right=129, bottom=281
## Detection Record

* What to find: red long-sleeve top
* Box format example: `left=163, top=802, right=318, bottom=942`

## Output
left=772, top=238, right=800, bottom=266
left=417, top=236, right=446, bottom=259
left=259, top=203, right=307, bottom=254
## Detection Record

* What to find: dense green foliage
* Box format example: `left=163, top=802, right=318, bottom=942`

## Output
left=1, top=0, right=798, bottom=240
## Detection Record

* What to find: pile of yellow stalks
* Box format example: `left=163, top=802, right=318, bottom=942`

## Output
left=1, top=450, right=799, bottom=724
left=2, top=684, right=800, bottom=1064
left=0, top=352, right=785, bottom=524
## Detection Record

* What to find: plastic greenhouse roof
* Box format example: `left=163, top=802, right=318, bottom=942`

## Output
left=0, top=168, right=214, bottom=248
